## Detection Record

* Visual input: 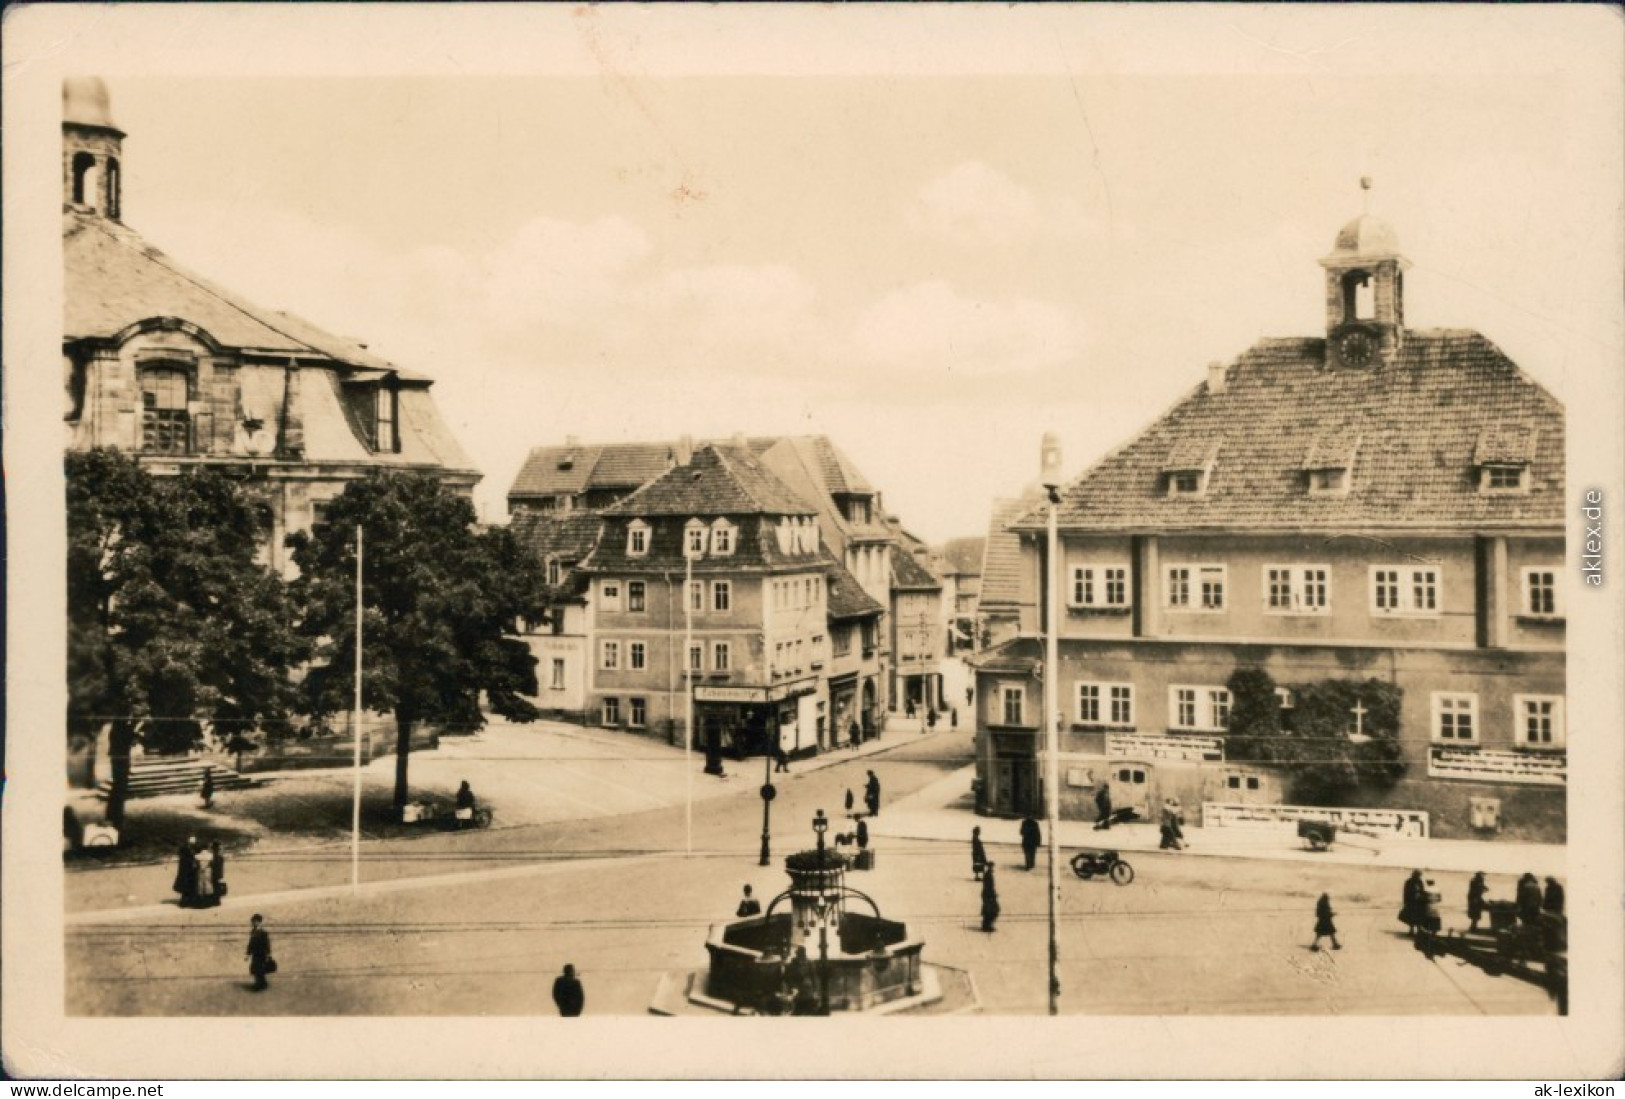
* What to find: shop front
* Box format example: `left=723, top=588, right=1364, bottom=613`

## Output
left=694, top=681, right=821, bottom=760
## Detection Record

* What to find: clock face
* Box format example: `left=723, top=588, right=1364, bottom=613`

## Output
left=1338, top=329, right=1375, bottom=367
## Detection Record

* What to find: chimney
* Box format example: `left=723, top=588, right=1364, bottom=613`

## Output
left=564, top=434, right=580, bottom=447
left=1040, top=432, right=1062, bottom=488
left=731, top=432, right=747, bottom=449
left=676, top=434, right=695, bottom=465
left=1207, top=361, right=1227, bottom=394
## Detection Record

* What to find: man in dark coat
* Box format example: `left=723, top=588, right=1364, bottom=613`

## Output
left=855, top=818, right=869, bottom=851
left=1019, top=816, right=1041, bottom=870
left=864, top=771, right=881, bottom=817
left=1516, top=873, right=1543, bottom=924
left=1311, top=893, right=1341, bottom=951
left=1093, top=784, right=1114, bottom=830
left=1401, top=870, right=1427, bottom=934
left=1542, top=876, right=1565, bottom=917
left=1467, top=872, right=1489, bottom=930
left=173, top=840, right=198, bottom=907
left=980, top=865, right=1001, bottom=932
left=736, top=884, right=762, bottom=917
left=970, top=826, right=988, bottom=881
left=245, top=914, right=273, bottom=991
left=200, top=768, right=215, bottom=809
left=848, top=721, right=861, bottom=748
left=552, top=963, right=585, bottom=1016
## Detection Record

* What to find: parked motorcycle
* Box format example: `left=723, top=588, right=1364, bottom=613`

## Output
left=1070, top=849, right=1135, bottom=885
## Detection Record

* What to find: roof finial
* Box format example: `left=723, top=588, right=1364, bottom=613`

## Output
left=1360, top=176, right=1373, bottom=214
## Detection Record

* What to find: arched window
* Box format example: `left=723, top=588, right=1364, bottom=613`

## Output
left=1341, top=270, right=1374, bottom=322
left=71, top=152, right=96, bottom=206
left=105, top=157, right=121, bottom=219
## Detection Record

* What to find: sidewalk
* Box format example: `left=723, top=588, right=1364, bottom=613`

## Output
left=867, top=765, right=1567, bottom=878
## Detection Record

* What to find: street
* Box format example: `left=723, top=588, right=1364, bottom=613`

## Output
left=65, top=725, right=1552, bottom=1017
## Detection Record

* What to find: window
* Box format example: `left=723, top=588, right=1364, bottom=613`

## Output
left=688, top=644, right=703, bottom=673
left=1166, top=565, right=1225, bottom=610
left=600, top=641, right=621, bottom=671
left=1482, top=465, right=1527, bottom=492
left=713, top=641, right=731, bottom=671
left=1432, top=693, right=1478, bottom=742
left=1077, top=682, right=1134, bottom=727
left=627, top=580, right=646, bottom=613
left=712, top=580, right=732, bottom=612
left=601, top=581, right=621, bottom=613
left=629, top=641, right=647, bottom=670
left=1168, top=471, right=1203, bottom=496
left=373, top=386, right=398, bottom=452
left=603, top=697, right=620, bottom=725
left=1370, top=566, right=1440, bottom=615
left=686, top=521, right=707, bottom=558
left=629, top=697, right=646, bottom=728
left=1225, top=773, right=1262, bottom=791
left=1515, top=695, right=1565, bottom=748
left=627, top=521, right=649, bottom=557
left=140, top=367, right=191, bottom=454
left=550, top=658, right=566, bottom=690
left=1170, top=686, right=1231, bottom=732
left=689, top=581, right=704, bottom=613
left=1070, top=565, right=1130, bottom=609
left=1522, top=569, right=1560, bottom=617
left=1001, top=685, right=1025, bottom=726
left=1308, top=468, right=1347, bottom=495
left=1264, top=565, right=1330, bottom=614
left=711, top=522, right=734, bottom=556
left=547, top=558, right=562, bottom=586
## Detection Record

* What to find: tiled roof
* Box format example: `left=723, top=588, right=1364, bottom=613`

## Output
left=978, top=497, right=1033, bottom=612
left=509, top=437, right=780, bottom=502
left=601, top=444, right=815, bottom=518
left=509, top=445, right=607, bottom=497
left=938, top=536, right=986, bottom=576
left=1474, top=421, right=1540, bottom=466
left=891, top=548, right=941, bottom=591
left=967, top=635, right=1042, bottom=672
left=580, top=514, right=825, bottom=574
left=825, top=553, right=886, bottom=619
left=1302, top=431, right=1361, bottom=471
left=1013, top=330, right=1564, bottom=533
left=64, top=212, right=409, bottom=375
left=511, top=511, right=605, bottom=565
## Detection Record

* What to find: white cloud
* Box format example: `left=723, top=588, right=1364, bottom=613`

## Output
left=852, top=280, right=1084, bottom=377
left=908, top=161, right=1098, bottom=247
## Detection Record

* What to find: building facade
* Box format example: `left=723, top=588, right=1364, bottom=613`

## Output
left=974, top=211, right=1566, bottom=842
left=62, top=79, right=479, bottom=571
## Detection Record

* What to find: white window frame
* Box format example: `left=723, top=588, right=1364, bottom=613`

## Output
left=600, top=580, right=622, bottom=613
left=599, top=640, right=621, bottom=671
left=550, top=658, right=566, bottom=691
left=1000, top=685, right=1026, bottom=727
left=1069, top=563, right=1130, bottom=610
left=1307, top=468, right=1349, bottom=496
left=1076, top=681, right=1134, bottom=728
left=1514, top=695, right=1565, bottom=748
left=1521, top=568, right=1561, bottom=617
left=713, top=641, right=731, bottom=671
left=1165, top=564, right=1225, bottom=611
left=688, top=643, right=704, bottom=673
left=712, top=580, right=732, bottom=613
left=603, top=697, right=620, bottom=725
left=685, top=520, right=707, bottom=559
left=627, top=580, right=647, bottom=613
left=688, top=580, right=704, bottom=614
left=1263, top=564, right=1331, bottom=615
left=629, top=697, right=647, bottom=728
left=711, top=520, right=734, bottom=556
left=629, top=640, right=647, bottom=671
left=546, top=558, right=562, bottom=587
left=1431, top=692, right=1479, bottom=743
left=1169, top=685, right=1231, bottom=732
left=1166, top=470, right=1205, bottom=497
left=1369, top=565, right=1441, bottom=616
left=1480, top=465, right=1528, bottom=494
left=627, top=520, right=650, bottom=558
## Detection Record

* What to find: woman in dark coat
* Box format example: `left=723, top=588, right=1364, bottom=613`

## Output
left=1541, top=876, right=1564, bottom=916
left=1311, top=893, right=1341, bottom=951
left=1516, top=873, right=1543, bottom=924
left=1094, top=783, right=1113, bottom=830
left=970, top=826, right=988, bottom=881
left=1467, top=871, right=1488, bottom=930
left=1020, top=816, right=1041, bottom=870
left=173, top=840, right=198, bottom=907
left=1401, top=869, right=1426, bottom=934
left=980, top=865, right=1001, bottom=932
left=246, top=914, right=273, bottom=991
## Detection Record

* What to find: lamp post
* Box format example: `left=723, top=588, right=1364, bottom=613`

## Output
left=759, top=749, right=775, bottom=866
left=1043, top=476, right=1063, bottom=1017
left=812, top=808, right=831, bottom=1014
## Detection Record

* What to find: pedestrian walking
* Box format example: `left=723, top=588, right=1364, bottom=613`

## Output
left=904, top=699, right=916, bottom=719
left=970, top=826, right=988, bottom=880
left=194, top=841, right=218, bottom=907
left=855, top=818, right=869, bottom=850
left=1467, top=871, right=1488, bottom=930
left=1400, top=869, right=1426, bottom=935
left=1542, top=876, right=1565, bottom=917
left=552, top=963, right=585, bottom=1016
left=774, top=743, right=790, bottom=774
left=1516, top=872, right=1543, bottom=925
left=864, top=770, right=881, bottom=817
left=736, top=884, right=762, bottom=917
left=965, top=686, right=973, bottom=707
left=1311, top=893, right=1342, bottom=952
left=173, top=839, right=198, bottom=907
left=1159, top=798, right=1186, bottom=851
left=980, top=865, right=1001, bottom=932
left=245, top=914, right=274, bottom=991
left=950, top=707, right=958, bottom=729
left=848, top=720, right=861, bottom=748
left=927, top=708, right=939, bottom=730
left=199, top=767, right=215, bottom=810
left=1019, top=816, right=1041, bottom=870
left=844, top=787, right=856, bottom=817
left=1093, top=783, right=1114, bottom=830
left=211, top=840, right=228, bottom=900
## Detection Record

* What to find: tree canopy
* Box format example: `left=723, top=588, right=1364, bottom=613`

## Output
left=286, top=472, right=546, bottom=809
left=67, top=449, right=304, bottom=828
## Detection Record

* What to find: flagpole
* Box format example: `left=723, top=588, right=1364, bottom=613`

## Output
left=1045, top=483, right=1062, bottom=1015
left=352, top=524, right=364, bottom=892
left=685, top=545, right=694, bottom=857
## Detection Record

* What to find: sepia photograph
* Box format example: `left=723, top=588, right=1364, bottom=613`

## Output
left=5, top=2, right=1623, bottom=1082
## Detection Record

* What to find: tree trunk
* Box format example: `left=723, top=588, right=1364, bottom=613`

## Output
left=393, top=711, right=413, bottom=810
left=106, top=719, right=137, bottom=833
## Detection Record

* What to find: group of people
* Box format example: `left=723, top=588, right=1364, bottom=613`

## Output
left=173, top=836, right=227, bottom=908
left=1466, top=870, right=1563, bottom=930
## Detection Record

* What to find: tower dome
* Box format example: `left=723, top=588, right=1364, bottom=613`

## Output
left=63, top=77, right=122, bottom=134
left=1329, top=214, right=1402, bottom=261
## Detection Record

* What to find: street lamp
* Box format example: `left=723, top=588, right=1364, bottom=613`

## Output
left=812, top=808, right=832, bottom=1014
left=759, top=749, right=775, bottom=866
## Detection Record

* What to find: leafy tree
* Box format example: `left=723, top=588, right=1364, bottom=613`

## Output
left=287, top=473, right=546, bottom=810
left=67, top=450, right=305, bottom=830
left=1224, top=667, right=1284, bottom=767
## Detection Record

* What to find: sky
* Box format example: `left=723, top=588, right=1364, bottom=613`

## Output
left=55, top=9, right=1625, bottom=542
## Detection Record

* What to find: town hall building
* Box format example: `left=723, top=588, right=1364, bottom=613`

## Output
left=973, top=208, right=1566, bottom=842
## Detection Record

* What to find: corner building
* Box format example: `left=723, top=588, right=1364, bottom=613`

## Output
left=975, top=210, right=1565, bottom=842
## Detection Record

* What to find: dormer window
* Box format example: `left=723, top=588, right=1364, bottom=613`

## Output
left=1474, top=422, right=1536, bottom=495
left=1308, top=469, right=1346, bottom=494
left=685, top=519, right=707, bottom=559
left=627, top=520, right=650, bottom=557
left=1168, top=471, right=1203, bottom=495
left=1161, top=439, right=1220, bottom=498
left=374, top=386, right=397, bottom=453
left=1302, top=433, right=1357, bottom=496
left=711, top=519, right=735, bottom=556
left=546, top=558, right=562, bottom=586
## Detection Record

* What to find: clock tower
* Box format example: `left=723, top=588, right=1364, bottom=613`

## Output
left=1318, top=183, right=1408, bottom=369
